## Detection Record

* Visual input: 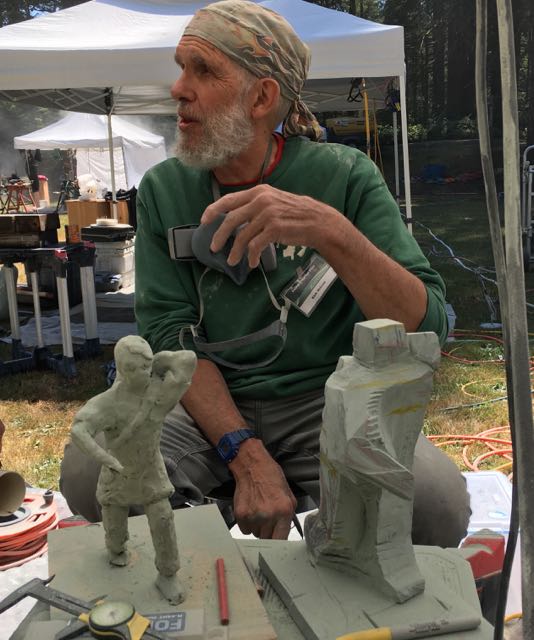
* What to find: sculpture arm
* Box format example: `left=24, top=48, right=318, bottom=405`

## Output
left=182, top=358, right=297, bottom=539
left=70, top=418, right=124, bottom=473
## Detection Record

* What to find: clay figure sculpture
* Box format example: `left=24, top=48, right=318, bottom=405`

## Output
left=70, top=336, right=197, bottom=605
left=304, top=319, right=441, bottom=603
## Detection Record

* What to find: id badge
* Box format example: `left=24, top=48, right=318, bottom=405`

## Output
left=281, top=253, right=337, bottom=317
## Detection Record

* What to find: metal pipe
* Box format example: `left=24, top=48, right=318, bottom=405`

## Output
left=80, top=266, right=98, bottom=340
left=4, top=266, right=20, bottom=341
left=393, top=111, right=400, bottom=206
left=30, top=272, right=44, bottom=349
left=475, top=3, right=517, bottom=637
left=495, top=0, right=534, bottom=634
left=107, top=113, right=118, bottom=220
left=399, top=73, right=413, bottom=234
left=56, top=277, right=74, bottom=359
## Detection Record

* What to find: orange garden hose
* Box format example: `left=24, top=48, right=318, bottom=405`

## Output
left=429, top=426, right=514, bottom=477
left=0, top=492, right=58, bottom=570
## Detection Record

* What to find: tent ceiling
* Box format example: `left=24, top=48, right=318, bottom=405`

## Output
left=0, top=78, right=392, bottom=116
left=0, top=0, right=403, bottom=115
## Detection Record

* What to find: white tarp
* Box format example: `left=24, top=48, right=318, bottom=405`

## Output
left=13, top=112, right=167, bottom=189
left=0, top=0, right=404, bottom=114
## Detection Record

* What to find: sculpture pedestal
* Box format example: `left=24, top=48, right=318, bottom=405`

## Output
left=253, top=540, right=493, bottom=640
left=45, top=505, right=275, bottom=640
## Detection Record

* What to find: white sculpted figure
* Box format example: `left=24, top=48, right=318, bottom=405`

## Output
left=70, top=336, right=197, bottom=605
left=304, top=320, right=440, bottom=603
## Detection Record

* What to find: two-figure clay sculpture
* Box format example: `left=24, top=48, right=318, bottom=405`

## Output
left=70, top=336, right=197, bottom=605
left=305, top=319, right=441, bottom=603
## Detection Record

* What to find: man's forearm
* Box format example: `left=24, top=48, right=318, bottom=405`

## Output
left=181, top=358, right=248, bottom=445
left=316, top=212, right=428, bottom=332
left=180, top=358, right=277, bottom=480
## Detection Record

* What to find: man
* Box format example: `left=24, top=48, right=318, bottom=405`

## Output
left=61, top=0, right=470, bottom=546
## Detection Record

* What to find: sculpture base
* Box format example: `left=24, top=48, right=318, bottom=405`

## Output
left=44, top=504, right=275, bottom=640
left=253, top=541, right=493, bottom=640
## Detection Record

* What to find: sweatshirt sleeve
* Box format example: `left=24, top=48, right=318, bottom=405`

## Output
left=347, top=153, right=449, bottom=346
left=135, top=172, right=201, bottom=354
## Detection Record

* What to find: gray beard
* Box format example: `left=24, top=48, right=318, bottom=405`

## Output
left=175, top=100, right=255, bottom=170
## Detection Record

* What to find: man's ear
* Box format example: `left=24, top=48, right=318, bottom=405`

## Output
left=250, top=78, right=281, bottom=121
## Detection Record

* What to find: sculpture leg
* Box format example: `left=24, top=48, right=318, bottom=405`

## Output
left=101, top=504, right=129, bottom=566
left=145, top=499, right=186, bottom=605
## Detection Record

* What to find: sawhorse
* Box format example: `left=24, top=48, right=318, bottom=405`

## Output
left=0, top=243, right=100, bottom=377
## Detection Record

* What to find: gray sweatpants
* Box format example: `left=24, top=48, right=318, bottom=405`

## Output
left=59, top=389, right=471, bottom=547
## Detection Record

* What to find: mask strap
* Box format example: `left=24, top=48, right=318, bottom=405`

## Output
left=184, top=135, right=290, bottom=370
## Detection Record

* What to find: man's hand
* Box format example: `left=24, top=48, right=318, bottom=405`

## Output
left=201, top=184, right=341, bottom=269
left=229, top=438, right=297, bottom=540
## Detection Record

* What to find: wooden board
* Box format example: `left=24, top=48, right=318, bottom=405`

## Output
left=47, top=504, right=276, bottom=640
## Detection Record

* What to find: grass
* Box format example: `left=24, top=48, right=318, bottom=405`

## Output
left=0, top=192, right=530, bottom=489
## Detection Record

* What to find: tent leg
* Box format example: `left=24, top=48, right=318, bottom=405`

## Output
left=399, top=74, right=413, bottom=235
left=107, top=113, right=118, bottom=220
left=393, top=111, right=400, bottom=206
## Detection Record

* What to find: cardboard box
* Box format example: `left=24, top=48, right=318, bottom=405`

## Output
left=66, top=199, right=129, bottom=228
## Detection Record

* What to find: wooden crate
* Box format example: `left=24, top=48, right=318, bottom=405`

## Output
left=66, top=199, right=129, bottom=228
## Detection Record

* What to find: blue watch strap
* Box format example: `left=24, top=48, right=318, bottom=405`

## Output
left=216, top=429, right=256, bottom=464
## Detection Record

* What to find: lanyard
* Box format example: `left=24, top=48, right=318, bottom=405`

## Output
left=182, top=136, right=291, bottom=371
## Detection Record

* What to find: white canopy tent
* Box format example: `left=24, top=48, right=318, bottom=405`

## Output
left=13, top=112, right=167, bottom=191
left=0, top=0, right=413, bottom=224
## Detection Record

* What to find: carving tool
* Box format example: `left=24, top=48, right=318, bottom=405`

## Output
left=335, top=614, right=481, bottom=640
left=0, top=576, right=168, bottom=640
left=237, top=546, right=265, bottom=597
left=215, top=557, right=230, bottom=625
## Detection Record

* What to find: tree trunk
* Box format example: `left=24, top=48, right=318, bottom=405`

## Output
left=431, top=0, right=446, bottom=123
left=446, top=1, right=476, bottom=123
left=528, top=24, right=534, bottom=146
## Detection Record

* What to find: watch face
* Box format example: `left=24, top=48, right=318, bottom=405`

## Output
left=217, top=430, right=254, bottom=463
left=219, top=439, right=232, bottom=455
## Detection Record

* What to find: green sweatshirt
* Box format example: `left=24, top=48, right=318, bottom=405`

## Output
left=135, top=136, right=447, bottom=400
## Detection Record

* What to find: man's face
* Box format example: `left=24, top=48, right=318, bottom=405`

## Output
left=171, top=36, right=256, bottom=169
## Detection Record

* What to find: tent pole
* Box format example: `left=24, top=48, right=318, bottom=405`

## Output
left=399, top=73, right=413, bottom=234
left=362, top=80, right=371, bottom=158
left=393, top=111, right=400, bottom=206
left=107, top=113, right=117, bottom=220
left=105, top=88, right=118, bottom=221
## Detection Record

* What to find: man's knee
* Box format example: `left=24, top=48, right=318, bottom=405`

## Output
left=412, top=435, right=471, bottom=547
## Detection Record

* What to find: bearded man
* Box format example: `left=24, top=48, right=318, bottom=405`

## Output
left=60, top=0, right=470, bottom=546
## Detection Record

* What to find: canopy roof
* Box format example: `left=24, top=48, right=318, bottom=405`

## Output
left=13, top=112, right=167, bottom=189
left=0, top=0, right=404, bottom=115
left=13, top=112, right=165, bottom=149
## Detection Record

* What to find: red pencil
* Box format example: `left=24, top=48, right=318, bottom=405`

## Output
left=216, top=557, right=229, bottom=625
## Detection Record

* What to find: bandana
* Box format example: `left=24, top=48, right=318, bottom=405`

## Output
left=183, top=0, right=322, bottom=141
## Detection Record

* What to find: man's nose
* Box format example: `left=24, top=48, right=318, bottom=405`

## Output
left=170, top=72, right=194, bottom=102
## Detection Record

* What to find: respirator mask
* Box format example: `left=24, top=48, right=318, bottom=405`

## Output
left=167, top=214, right=277, bottom=285
left=168, top=210, right=289, bottom=372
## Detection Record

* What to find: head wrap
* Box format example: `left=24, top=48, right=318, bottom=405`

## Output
left=183, top=0, right=322, bottom=141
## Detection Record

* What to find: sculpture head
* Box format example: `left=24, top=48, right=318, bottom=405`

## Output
left=114, top=336, right=153, bottom=392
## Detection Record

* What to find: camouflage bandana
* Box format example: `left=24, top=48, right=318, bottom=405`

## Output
left=183, top=0, right=322, bottom=141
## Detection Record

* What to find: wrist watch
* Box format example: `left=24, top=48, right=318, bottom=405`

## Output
left=216, top=429, right=256, bottom=464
